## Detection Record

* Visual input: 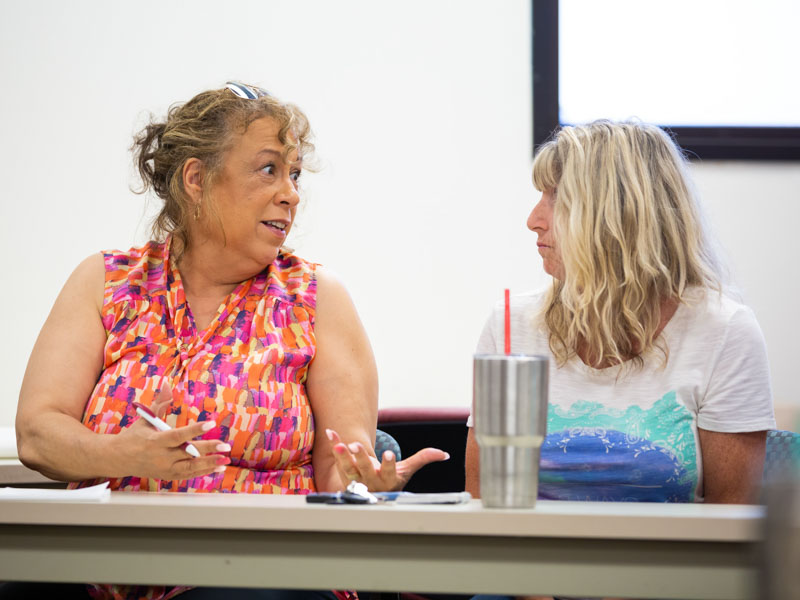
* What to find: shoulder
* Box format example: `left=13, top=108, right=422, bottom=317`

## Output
left=512, top=288, right=548, bottom=315
left=313, top=265, right=354, bottom=313
left=487, top=288, right=548, bottom=318
left=271, top=251, right=318, bottom=278
left=307, top=266, right=369, bottom=345
left=488, top=288, right=549, bottom=334
left=101, top=240, right=169, bottom=301
left=72, top=252, right=106, bottom=281
left=478, top=287, right=550, bottom=355
left=102, top=240, right=166, bottom=272
left=675, top=288, right=763, bottom=342
left=66, top=253, right=106, bottom=312
left=676, top=290, right=774, bottom=432
left=266, top=251, right=320, bottom=309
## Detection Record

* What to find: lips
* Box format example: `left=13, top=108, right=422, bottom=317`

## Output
left=261, top=220, right=289, bottom=237
left=262, top=220, right=287, bottom=231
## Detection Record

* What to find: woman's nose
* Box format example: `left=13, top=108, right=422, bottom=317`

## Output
left=527, top=200, right=545, bottom=231
left=277, top=177, right=300, bottom=206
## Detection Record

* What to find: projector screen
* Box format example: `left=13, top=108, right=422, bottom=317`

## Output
left=533, top=0, right=800, bottom=159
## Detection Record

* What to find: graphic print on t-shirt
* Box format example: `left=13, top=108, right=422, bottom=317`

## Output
left=538, top=391, right=697, bottom=502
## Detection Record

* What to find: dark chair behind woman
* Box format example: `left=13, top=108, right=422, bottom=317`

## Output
left=377, top=407, right=469, bottom=493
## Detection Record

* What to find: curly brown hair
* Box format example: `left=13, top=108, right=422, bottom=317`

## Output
left=132, top=83, right=315, bottom=254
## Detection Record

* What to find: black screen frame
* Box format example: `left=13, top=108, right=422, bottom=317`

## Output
left=532, top=0, right=800, bottom=160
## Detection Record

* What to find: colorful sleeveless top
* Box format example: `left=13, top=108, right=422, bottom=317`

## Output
left=70, top=240, right=356, bottom=600
left=74, top=239, right=318, bottom=495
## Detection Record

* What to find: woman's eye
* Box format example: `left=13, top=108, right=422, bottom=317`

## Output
left=261, top=164, right=275, bottom=175
left=290, top=170, right=302, bottom=183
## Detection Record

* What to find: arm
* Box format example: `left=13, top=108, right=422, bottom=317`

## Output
left=306, top=267, right=379, bottom=492
left=698, top=428, right=766, bottom=503
left=307, top=267, right=447, bottom=492
left=695, top=304, right=774, bottom=504
left=16, top=254, right=227, bottom=482
left=465, top=426, right=481, bottom=497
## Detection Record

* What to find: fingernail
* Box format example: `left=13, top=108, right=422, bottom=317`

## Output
left=214, top=466, right=226, bottom=473
left=202, top=421, right=216, bottom=432
left=348, top=442, right=361, bottom=453
left=443, top=452, right=451, bottom=460
left=325, top=428, right=334, bottom=441
left=383, top=450, right=395, bottom=461
left=216, top=443, right=231, bottom=452
left=334, top=445, right=346, bottom=455
left=215, top=456, right=230, bottom=466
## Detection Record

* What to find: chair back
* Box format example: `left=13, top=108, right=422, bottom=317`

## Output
left=765, top=429, right=800, bottom=483
left=377, top=406, right=470, bottom=493
left=375, top=429, right=402, bottom=462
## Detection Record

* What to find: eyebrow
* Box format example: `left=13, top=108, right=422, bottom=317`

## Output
left=255, top=148, right=303, bottom=165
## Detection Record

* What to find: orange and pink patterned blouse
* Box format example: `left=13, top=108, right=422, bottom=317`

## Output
left=70, top=240, right=353, bottom=600
left=75, top=239, right=317, bottom=495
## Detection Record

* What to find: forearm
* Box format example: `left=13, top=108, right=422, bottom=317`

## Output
left=465, top=427, right=481, bottom=497
left=312, top=430, right=375, bottom=492
left=17, top=411, right=125, bottom=482
left=312, top=457, right=348, bottom=492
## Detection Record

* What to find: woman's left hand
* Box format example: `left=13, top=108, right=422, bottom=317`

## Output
left=326, top=428, right=450, bottom=492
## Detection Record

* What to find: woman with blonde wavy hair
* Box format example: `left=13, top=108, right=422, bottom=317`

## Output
left=466, top=120, right=774, bottom=516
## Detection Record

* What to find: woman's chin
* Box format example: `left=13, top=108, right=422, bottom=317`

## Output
left=542, top=263, right=564, bottom=280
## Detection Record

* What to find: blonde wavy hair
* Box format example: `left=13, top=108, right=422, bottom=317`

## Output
left=532, top=120, right=724, bottom=369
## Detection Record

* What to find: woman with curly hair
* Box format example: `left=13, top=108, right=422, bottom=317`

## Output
left=11, top=82, right=445, bottom=600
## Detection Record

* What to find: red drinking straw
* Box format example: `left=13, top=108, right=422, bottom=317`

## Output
left=504, top=288, right=511, bottom=355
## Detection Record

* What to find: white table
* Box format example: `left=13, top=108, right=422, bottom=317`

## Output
left=0, top=491, right=763, bottom=599
left=0, top=458, right=55, bottom=485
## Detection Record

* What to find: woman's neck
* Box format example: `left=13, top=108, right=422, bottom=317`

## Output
left=172, top=241, right=252, bottom=331
left=174, top=236, right=258, bottom=297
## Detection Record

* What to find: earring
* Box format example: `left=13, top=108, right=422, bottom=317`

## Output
left=194, top=203, right=201, bottom=220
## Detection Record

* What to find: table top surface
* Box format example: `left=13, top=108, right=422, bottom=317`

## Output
left=0, top=458, right=53, bottom=485
left=0, top=488, right=764, bottom=543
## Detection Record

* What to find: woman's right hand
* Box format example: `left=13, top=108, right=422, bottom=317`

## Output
left=326, top=428, right=449, bottom=492
left=117, top=383, right=231, bottom=481
left=16, top=254, right=232, bottom=483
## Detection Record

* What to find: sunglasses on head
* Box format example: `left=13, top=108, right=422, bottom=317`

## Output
left=225, top=81, right=270, bottom=99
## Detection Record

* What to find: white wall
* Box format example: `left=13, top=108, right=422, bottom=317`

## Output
left=693, top=161, right=800, bottom=424
left=0, top=0, right=797, bottom=431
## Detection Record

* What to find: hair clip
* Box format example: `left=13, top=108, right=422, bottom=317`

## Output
left=225, top=81, right=270, bottom=100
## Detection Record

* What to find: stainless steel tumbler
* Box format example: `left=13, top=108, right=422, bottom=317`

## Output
left=473, top=354, right=549, bottom=508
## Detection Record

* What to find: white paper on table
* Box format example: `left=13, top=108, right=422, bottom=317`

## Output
left=0, top=481, right=110, bottom=502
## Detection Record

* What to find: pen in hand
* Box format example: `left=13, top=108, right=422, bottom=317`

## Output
left=132, top=401, right=201, bottom=458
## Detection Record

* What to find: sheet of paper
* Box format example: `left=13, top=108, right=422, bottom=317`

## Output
left=0, top=481, right=110, bottom=502
left=374, top=491, right=472, bottom=504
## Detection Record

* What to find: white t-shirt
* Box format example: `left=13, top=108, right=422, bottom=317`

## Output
left=471, top=287, right=775, bottom=503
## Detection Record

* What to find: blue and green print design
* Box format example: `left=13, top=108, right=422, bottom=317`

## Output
left=538, top=392, right=697, bottom=502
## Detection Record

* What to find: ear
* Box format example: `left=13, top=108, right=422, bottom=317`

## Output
left=182, top=158, right=205, bottom=205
